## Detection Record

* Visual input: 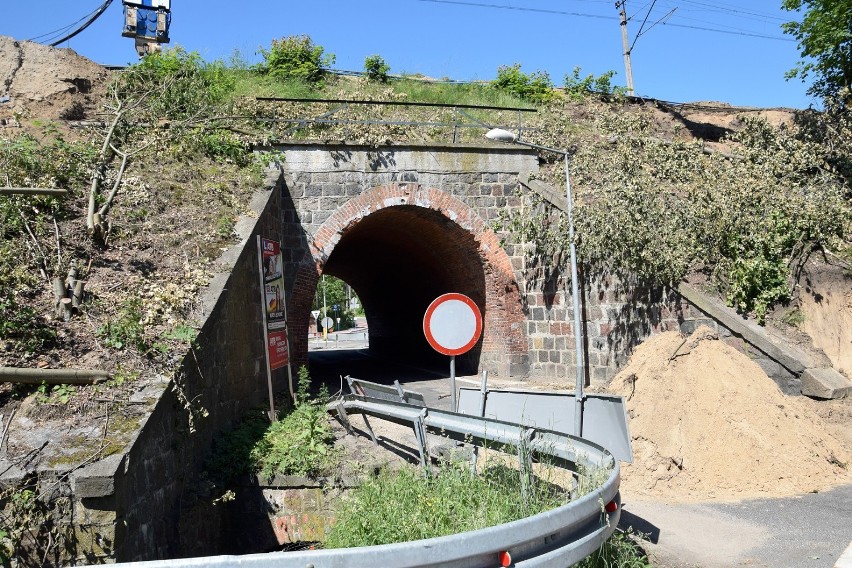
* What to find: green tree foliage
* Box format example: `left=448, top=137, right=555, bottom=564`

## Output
left=563, top=67, right=627, bottom=100
left=364, top=54, right=391, bottom=83
left=314, top=275, right=358, bottom=329
left=491, top=64, right=555, bottom=103
left=0, top=134, right=95, bottom=237
left=782, top=0, right=852, bottom=103
left=257, top=35, right=335, bottom=84
left=116, top=47, right=234, bottom=120
left=501, top=104, right=850, bottom=323
left=111, top=47, right=245, bottom=163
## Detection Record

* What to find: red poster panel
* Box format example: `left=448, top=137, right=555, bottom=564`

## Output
left=268, top=329, right=289, bottom=370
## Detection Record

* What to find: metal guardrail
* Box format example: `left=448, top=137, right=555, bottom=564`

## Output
left=111, top=395, right=620, bottom=568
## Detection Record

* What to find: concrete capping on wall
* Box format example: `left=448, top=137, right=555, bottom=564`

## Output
left=677, top=283, right=814, bottom=375
left=269, top=141, right=538, bottom=175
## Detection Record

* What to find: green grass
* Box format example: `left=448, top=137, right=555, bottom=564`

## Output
left=228, top=66, right=534, bottom=108
left=323, top=461, right=568, bottom=548
left=578, top=529, right=652, bottom=568
left=324, top=458, right=649, bottom=567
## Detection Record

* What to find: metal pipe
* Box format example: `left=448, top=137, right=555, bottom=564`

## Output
left=564, top=152, right=585, bottom=437
left=484, top=130, right=585, bottom=436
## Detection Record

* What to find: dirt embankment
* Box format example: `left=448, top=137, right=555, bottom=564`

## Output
left=0, top=35, right=108, bottom=130
left=610, top=326, right=851, bottom=503
left=798, top=264, right=852, bottom=378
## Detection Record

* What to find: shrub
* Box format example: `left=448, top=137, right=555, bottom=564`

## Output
left=501, top=107, right=850, bottom=324
left=491, top=64, right=555, bottom=103
left=364, top=54, right=391, bottom=83
left=252, top=367, right=336, bottom=479
left=564, top=66, right=627, bottom=100
left=116, top=47, right=235, bottom=121
left=257, top=35, right=335, bottom=84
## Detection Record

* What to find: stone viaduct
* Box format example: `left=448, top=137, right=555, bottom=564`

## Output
left=59, top=141, right=813, bottom=563
left=270, top=141, right=687, bottom=383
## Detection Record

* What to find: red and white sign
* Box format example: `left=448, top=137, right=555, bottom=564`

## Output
left=423, top=293, right=483, bottom=356
left=268, top=330, right=289, bottom=370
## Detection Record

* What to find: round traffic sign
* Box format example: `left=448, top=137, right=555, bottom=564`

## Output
left=423, top=293, right=483, bottom=356
left=321, top=317, right=334, bottom=330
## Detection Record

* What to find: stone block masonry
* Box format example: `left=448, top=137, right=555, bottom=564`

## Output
left=274, top=142, right=719, bottom=383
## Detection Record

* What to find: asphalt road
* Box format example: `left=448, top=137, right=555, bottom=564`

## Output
left=622, top=485, right=852, bottom=568
left=309, top=348, right=852, bottom=568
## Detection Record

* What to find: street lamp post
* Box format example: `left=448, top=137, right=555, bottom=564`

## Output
left=485, top=128, right=585, bottom=437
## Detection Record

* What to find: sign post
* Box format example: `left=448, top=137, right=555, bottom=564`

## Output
left=423, top=293, right=483, bottom=412
left=257, top=236, right=295, bottom=419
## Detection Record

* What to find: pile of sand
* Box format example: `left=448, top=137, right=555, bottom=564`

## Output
left=611, top=326, right=851, bottom=502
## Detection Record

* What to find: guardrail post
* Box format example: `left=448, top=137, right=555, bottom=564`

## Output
left=518, top=428, right=535, bottom=504
left=413, top=408, right=431, bottom=476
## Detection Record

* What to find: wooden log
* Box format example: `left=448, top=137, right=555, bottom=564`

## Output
left=65, top=267, right=78, bottom=291
left=60, top=297, right=73, bottom=322
left=52, top=277, right=67, bottom=318
left=0, top=367, right=110, bottom=385
left=0, top=188, right=67, bottom=196
left=72, top=280, right=85, bottom=309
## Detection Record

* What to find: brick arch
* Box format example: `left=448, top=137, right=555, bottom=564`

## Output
left=288, top=183, right=528, bottom=377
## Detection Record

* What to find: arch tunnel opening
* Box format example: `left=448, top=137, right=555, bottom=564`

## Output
left=311, top=204, right=486, bottom=380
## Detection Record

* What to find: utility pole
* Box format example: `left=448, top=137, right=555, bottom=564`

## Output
left=616, top=0, right=635, bottom=96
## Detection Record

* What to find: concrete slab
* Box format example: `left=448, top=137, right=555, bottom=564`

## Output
left=801, top=368, right=852, bottom=399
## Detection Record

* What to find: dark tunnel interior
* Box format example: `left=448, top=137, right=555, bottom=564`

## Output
left=320, top=205, right=486, bottom=375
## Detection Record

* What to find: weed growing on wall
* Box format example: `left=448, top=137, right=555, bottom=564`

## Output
left=208, top=367, right=337, bottom=482
left=252, top=367, right=336, bottom=479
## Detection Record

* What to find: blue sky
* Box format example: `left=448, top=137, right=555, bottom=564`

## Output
left=3, top=1, right=815, bottom=109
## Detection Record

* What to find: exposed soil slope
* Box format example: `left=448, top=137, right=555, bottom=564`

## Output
left=0, top=36, right=108, bottom=131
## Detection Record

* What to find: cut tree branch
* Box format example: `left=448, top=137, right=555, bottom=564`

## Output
left=0, top=188, right=67, bottom=196
left=0, top=367, right=110, bottom=385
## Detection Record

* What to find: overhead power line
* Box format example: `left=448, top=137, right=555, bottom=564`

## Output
left=414, top=0, right=792, bottom=41
left=27, top=0, right=115, bottom=47
left=414, top=0, right=611, bottom=20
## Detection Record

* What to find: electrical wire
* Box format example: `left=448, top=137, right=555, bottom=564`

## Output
left=414, top=0, right=792, bottom=41
left=414, top=0, right=611, bottom=21
left=26, top=3, right=105, bottom=43
left=679, top=0, right=788, bottom=22
left=45, top=0, right=115, bottom=47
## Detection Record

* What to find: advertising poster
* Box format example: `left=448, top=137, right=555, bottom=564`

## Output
left=268, top=330, right=289, bottom=370
left=260, top=238, right=288, bottom=369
